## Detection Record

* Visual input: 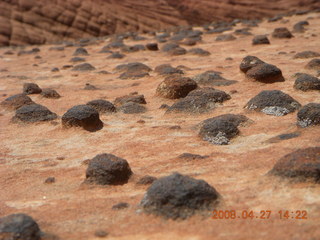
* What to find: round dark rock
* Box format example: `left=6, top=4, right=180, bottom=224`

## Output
left=118, top=102, right=146, bottom=114
left=73, top=47, right=89, bottom=56
left=167, top=88, right=230, bottom=114
left=294, top=73, right=320, bottom=91
left=168, top=47, right=187, bottom=56
left=112, top=202, right=129, bottom=210
left=107, top=52, right=125, bottom=59
left=188, top=48, right=210, bottom=56
left=72, top=63, right=96, bottom=71
left=85, top=153, right=132, bottom=185
left=13, top=104, right=57, bottom=123
left=293, top=21, right=309, bottom=33
left=1, top=93, right=34, bottom=110
left=23, top=83, right=42, bottom=94
left=154, top=64, right=183, bottom=75
left=0, top=213, right=41, bottom=240
left=114, top=94, right=146, bottom=106
left=305, top=58, right=320, bottom=70
left=239, top=56, right=265, bottom=73
left=62, top=105, right=103, bottom=131
left=293, top=51, right=320, bottom=59
left=252, top=35, right=270, bottom=45
left=161, top=43, right=179, bottom=52
left=156, top=76, right=197, bottom=99
left=44, top=177, right=55, bottom=184
left=94, top=230, right=108, bottom=238
left=114, top=62, right=152, bottom=73
left=199, top=114, right=248, bottom=145
left=245, top=90, right=301, bottom=116
left=70, top=57, right=85, bottom=63
left=146, top=43, right=159, bottom=51
left=136, top=175, right=157, bottom=185
left=192, top=71, right=237, bottom=86
left=297, top=103, right=320, bottom=127
left=40, top=88, right=61, bottom=99
left=215, top=34, right=236, bottom=41
left=86, top=99, right=116, bottom=114
left=272, top=27, right=293, bottom=38
left=51, top=67, right=59, bottom=72
left=269, top=147, right=320, bottom=182
left=140, top=172, right=220, bottom=219
left=246, top=63, right=284, bottom=83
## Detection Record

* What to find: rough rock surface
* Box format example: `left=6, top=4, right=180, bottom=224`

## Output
left=294, top=73, right=320, bottom=91
left=1, top=94, right=34, bottom=110
left=192, top=71, right=237, bottom=86
left=245, top=63, right=284, bottom=83
left=297, top=103, right=320, bottom=127
left=0, top=213, right=41, bottom=240
left=245, top=90, right=301, bottom=116
left=269, top=147, right=320, bottom=182
left=86, top=99, right=116, bottom=114
left=305, top=58, right=320, bottom=70
left=85, top=153, right=132, bottom=185
left=140, top=173, right=220, bottom=219
left=62, top=105, right=103, bottom=131
left=199, top=114, right=249, bottom=145
left=13, top=104, right=57, bottom=123
left=156, top=76, right=197, bottom=99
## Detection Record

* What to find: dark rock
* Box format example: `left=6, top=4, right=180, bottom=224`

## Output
left=118, top=102, right=146, bottom=114
left=180, top=38, right=197, bottom=46
left=41, top=88, right=61, bottom=99
left=62, top=65, right=73, bottom=70
left=293, top=21, right=309, bottom=33
left=192, top=71, right=237, bottom=86
left=161, top=43, right=179, bottom=52
left=112, top=202, right=129, bottom=210
left=140, top=172, right=220, bottom=219
left=23, top=83, right=42, bottom=94
left=156, top=76, right=197, bottom=99
left=215, top=34, right=236, bottom=41
left=73, top=47, right=89, bottom=56
left=105, top=41, right=125, bottom=50
left=244, top=90, right=301, bottom=116
left=107, top=52, right=125, bottom=59
left=234, top=28, right=252, bottom=36
left=272, top=27, right=293, bottom=38
left=245, top=63, right=284, bottom=83
left=146, top=43, right=158, bottom=51
left=18, top=48, right=40, bottom=56
left=252, top=35, right=270, bottom=45
left=266, top=132, right=301, bottom=143
left=13, top=104, right=57, bottom=123
left=188, top=48, right=210, bottom=56
left=114, top=62, right=152, bottom=73
left=294, top=73, right=320, bottom=91
left=305, top=58, right=320, bottom=70
left=72, top=63, right=95, bottom=71
left=0, top=213, right=41, bottom=240
left=207, top=27, right=233, bottom=34
left=239, top=56, right=265, bottom=73
left=4, top=50, right=14, bottom=55
left=137, top=175, right=157, bottom=185
left=114, top=95, right=146, bottom=106
left=44, top=177, right=55, bottom=184
left=70, top=57, right=85, bottom=63
left=167, top=88, right=231, bottom=114
left=178, top=153, right=209, bottom=160
left=85, top=153, right=132, bottom=185
left=62, top=105, right=103, bottom=131
left=293, top=51, right=320, bottom=59
left=154, top=64, right=183, bottom=75
left=49, top=46, right=64, bottom=51
left=84, top=83, right=98, bottom=90
left=199, top=114, right=248, bottom=145
left=268, top=15, right=283, bottom=22
left=86, top=99, right=116, bottom=114
left=168, top=47, right=187, bottom=56
left=51, top=67, right=59, bottom=72
left=159, top=104, right=170, bottom=109
left=121, top=45, right=145, bottom=53
left=269, top=147, right=320, bottom=182
left=96, top=70, right=110, bottom=75
left=94, top=230, right=108, bottom=238
left=297, top=103, right=320, bottom=127
left=1, top=93, right=34, bottom=110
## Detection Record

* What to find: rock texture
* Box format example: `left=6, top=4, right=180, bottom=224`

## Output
left=0, top=0, right=319, bottom=46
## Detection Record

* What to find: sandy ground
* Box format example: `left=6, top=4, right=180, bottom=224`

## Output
left=0, top=12, right=320, bottom=240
